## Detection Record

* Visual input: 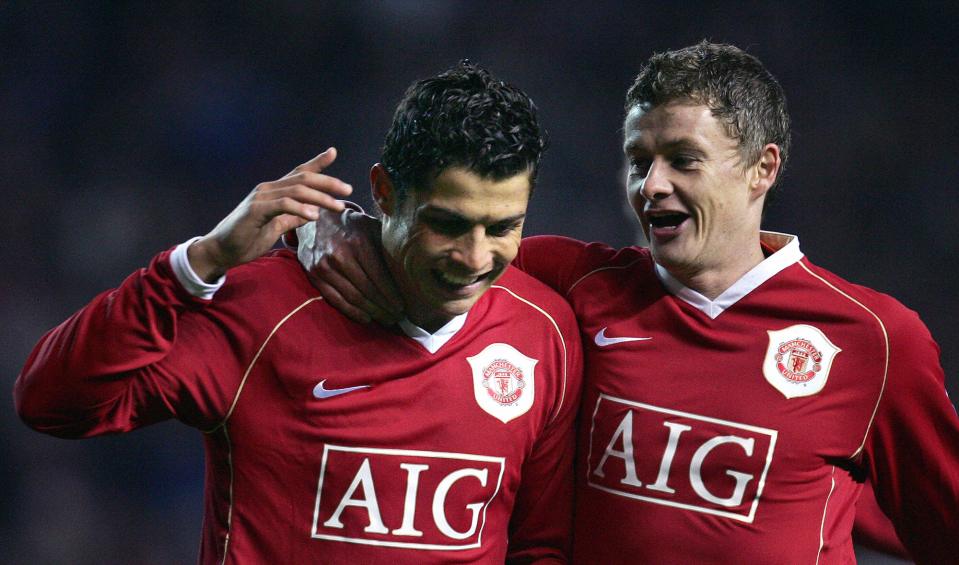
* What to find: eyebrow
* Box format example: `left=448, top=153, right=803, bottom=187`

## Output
left=418, top=205, right=526, bottom=226
left=624, top=137, right=706, bottom=156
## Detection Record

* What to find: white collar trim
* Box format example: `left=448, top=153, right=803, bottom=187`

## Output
left=654, top=232, right=803, bottom=319
left=397, top=312, right=469, bottom=354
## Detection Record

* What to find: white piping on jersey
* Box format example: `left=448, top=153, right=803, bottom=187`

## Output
left=205, top=296, right=325, bottom=431
left=566, top=258, right=645, bottom=296
left=815, top=466, right=837, bottom=565
left=397, top=312, right=469, bottom=354
left=796, top=262, right=890, bottom=459
left=654, top=233, right=804, bottom=319
left=201, top=295, right=324, bottom=565
left=219, top=426, right=233, bottom=565
left=491, top=285, right=569, bottom=425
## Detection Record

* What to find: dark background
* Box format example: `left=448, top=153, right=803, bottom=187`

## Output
left=3, top=2, right=955, bottom=563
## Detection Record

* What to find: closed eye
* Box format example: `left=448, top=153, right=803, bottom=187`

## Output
left=628, top=159, right=651, bottom=177
left=487, top=220, right=522, bottom=238
left=672, top=154, right=700, bottom=169
left=424, top=217, right=471, bottom=237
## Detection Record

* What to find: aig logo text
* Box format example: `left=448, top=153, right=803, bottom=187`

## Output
left=312, top=445, right=505, bottom=550
left=586, top=394, right=778, bottom=522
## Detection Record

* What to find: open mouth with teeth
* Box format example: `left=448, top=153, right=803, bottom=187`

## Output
left=647, top=212, right=690, bottom=230
left=432, top=269, right=493, bottom=293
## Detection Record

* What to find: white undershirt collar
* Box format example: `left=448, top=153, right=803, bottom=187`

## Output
left=397, top=313, right=469, bottom=354
left=654, top=231, right=803, bottom=319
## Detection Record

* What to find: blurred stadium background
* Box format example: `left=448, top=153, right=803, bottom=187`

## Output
left=3, top=2, right=955, bottom=563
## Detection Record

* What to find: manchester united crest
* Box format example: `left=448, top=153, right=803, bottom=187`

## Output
left=468, top=343, right=537, bottom=423
left=763, top=325, right=841, bottom=398
left=483, top=359, right=526, bottom=405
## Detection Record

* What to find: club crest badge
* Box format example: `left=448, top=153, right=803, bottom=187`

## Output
left=467, top=343, right=537, bottom=423
left=763, top=325, right=841, bottom=399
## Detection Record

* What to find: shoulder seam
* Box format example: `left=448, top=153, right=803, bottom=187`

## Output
left=490, top=284, right=569, bottom=425
left=204, top=296, right=324, bottom=433
left=567, top=258, right=645, bottom=296
left=796, top=262, right=889, bottom=458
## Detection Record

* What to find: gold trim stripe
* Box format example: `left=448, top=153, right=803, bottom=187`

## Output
left=491, top=285, right=569, bottom=425
left=204, top=295, right=323, bottom=564
left=797, top=262, right=890, bottom=459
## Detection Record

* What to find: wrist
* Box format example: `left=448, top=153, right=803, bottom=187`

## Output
left=187, top=238, right=228, bottom=283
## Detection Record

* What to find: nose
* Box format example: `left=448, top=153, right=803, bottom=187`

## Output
left=451, top=227, right=493, bottom=272
left=640, top=158, right=672, bottom=201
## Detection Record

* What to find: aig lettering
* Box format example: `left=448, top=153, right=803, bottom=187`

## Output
left=587, top=395, right=777, bottom=522
left=312, top=445, right=506, bottom=550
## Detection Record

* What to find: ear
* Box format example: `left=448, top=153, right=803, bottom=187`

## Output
left=750, top=143, right=781, bottom=201
left=370, top=163, right=397, bottom=216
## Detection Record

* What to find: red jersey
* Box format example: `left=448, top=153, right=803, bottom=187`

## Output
left=515, top=233, right=959, bottom=564
left=15, top=248, right=583, bottom=564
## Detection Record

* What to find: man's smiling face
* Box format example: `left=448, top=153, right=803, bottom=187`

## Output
left=380, top=166, right=530, bottom=331
left=624, top=101, right=766, bottom=284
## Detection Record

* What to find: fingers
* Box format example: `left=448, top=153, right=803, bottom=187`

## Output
left=310, top=276, right=372, bottom=324
left=351, top=226, right=404, bottom=314
left=249, top=198, right=323, bottom=234
left=274, top=171, right=353, bottom=197
left=253, top=179, right=352, bottom=221
left=315, top=255, right=402, bottom=325
left=291, top=147, right=338, bottom=175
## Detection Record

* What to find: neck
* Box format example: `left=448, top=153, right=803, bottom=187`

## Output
left=405, top=309, right=452, bottom=334
left=668, top=239, right=766, bottom=300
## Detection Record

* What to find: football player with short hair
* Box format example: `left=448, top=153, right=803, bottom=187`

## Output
left=297, top=42, right=959, bottom=563
left=16, top=62, right=582, bottom=564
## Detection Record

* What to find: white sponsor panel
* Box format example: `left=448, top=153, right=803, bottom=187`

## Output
left=312, top=445, right=506, bottom=550
left=763, top=324, right=841, bottom=398
left=586, top=394, right=777, bottom=522
left=467, top=343, right=537, bottom=423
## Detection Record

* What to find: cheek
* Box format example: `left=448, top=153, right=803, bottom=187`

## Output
left=626, top=179, right=645, bottom=212
left=403, top=230, right=450, bottom=265
left=494, top=234, right=523, bottom=266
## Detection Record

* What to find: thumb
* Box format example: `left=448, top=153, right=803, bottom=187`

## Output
left=291, top=147, right=337, bottom=175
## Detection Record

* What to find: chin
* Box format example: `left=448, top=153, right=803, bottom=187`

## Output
left=439, top=300, right=474, bottom=317
left=649, top=248, right=684, bottom=271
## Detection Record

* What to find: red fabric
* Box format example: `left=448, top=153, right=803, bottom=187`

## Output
left=16, top=249, right=583, bottom=564
left=853, top=479, right=909, bottom=559
left=515, top=235, right=959, bottom=564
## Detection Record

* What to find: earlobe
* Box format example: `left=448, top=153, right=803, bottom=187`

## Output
left=371, top=163, right=396, bottom=216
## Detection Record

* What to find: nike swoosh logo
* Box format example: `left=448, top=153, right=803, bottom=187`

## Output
left=312, top=379, right=371, bottom=399
left=594, top=327, right=652, bottom=347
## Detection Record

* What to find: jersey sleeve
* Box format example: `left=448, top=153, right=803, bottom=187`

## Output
left=505, top=299, right=584, bottom=564
left=14, top=249, right=249, bottom=436
left=852, top=478, right=909, bottom=559
left=862, top=308, right=959, bottom=563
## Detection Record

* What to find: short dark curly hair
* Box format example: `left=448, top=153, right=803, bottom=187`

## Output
left=381, top=60, right=547, bottom=200
left=626, top=41, right=791, bottom=194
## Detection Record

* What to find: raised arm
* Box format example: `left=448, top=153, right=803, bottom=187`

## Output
left=15, top=149, right=352, bottom=436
